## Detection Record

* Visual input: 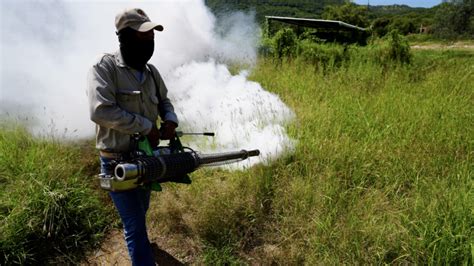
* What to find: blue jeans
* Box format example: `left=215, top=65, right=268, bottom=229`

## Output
left=100, top=157, right=155, bottom=266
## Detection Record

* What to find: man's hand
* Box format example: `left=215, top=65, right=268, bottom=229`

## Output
left=159, top=121, right=177, bottom=140
left=147, top=125, right=160, bottom=148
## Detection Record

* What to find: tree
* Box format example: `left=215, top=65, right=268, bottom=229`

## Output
left=432, top=0, right=474, bottom=38
left=372, top=17, right=391, bottom=37
left=388, top=17, right=417, bottom=35
left=322, top=2, right=369, bottom=28
left=272, top=28, right=298, bottom=59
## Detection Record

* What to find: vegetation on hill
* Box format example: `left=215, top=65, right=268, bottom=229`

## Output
left=322, top=2, right=369, bottom=27
left=207, top=0, right=473, bottom=39
left=431, top=1, right=474, bottom=39
left=369, top=1, right=473, bottom=38
left=205, top=0, right=345, bottom=22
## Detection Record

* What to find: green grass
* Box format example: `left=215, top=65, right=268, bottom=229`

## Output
left=0, top=124, right=114, bottom=265
left=150, top=47, right=473, bottom=264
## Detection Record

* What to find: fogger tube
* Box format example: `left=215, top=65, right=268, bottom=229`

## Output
left=114, top=149, right=260, bottom=182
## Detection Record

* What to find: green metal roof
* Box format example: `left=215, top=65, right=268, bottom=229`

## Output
left=265, top=16, right=367, bottom=32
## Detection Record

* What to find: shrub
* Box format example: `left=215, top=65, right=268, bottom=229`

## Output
left=272, top=28, right=298, bottom=59
left=259, top=35, right=274, bottom=57
left=388, top=17, right=417, bottom=35
left=372, top=17, right=391, bottom=37
left=296, top=40, right=349, bottom=69
left=372, top=30, right=412, bottom=65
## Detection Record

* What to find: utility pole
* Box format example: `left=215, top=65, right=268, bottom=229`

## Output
left=367, top=0, right=370, bottom=18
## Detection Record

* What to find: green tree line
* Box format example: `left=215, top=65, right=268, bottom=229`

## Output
left=206, top=0, right=474, bottom=39
left=205, top=0, right=345, bottom=22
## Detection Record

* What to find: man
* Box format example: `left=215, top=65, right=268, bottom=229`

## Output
left=87, top=8, right=178, bottom=265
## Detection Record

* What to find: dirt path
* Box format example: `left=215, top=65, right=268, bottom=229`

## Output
left=411, top=42, right=474, bottom=50
left=81, top=229, right=197, bottom=265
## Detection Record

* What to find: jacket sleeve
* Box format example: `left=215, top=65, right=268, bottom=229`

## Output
left=151, top=66, right=179, bottom=125
left=87, top=60, right=153, bottom=135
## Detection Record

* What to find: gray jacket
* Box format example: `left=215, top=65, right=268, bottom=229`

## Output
left=87, top=50, right=178, bottom=152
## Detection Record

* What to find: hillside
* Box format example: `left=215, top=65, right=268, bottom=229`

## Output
left=205, top=0, right=346, bottom=22
left=205, top=0, right=433, bottom=22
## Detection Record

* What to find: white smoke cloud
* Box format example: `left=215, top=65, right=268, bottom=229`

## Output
left=0, top=0, right=294, bottom=166
left=168, top=60, right=295, bottom=166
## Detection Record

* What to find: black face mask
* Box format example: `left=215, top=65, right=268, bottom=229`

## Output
left=118, top=29, right=154, bottom=70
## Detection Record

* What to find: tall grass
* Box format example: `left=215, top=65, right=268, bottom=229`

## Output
left=0, top=125, right=114, bottom=264
left=150, top=47, right=473, bottom=264
left=1, top=42, right=471, bottom=264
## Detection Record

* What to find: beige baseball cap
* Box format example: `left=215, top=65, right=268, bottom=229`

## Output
left=115, top=8, right=164, bottom=32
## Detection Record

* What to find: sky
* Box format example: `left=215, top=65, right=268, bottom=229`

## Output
left=353, top=0, right=442, bottom=8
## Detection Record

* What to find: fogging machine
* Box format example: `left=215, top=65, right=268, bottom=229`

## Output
left=99, top=131, right=260, bottom=192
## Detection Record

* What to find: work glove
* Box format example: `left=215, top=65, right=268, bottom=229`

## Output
left=159, top=120, right=177, bottom=140
left=147, top=125, right=160, bottom=148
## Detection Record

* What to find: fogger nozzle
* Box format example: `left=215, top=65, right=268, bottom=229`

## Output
left=114, top=163, right=141, bottom=181
left=197, top=149, right=260, bottom=166
left=114, top=149, right=260, bottom=182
